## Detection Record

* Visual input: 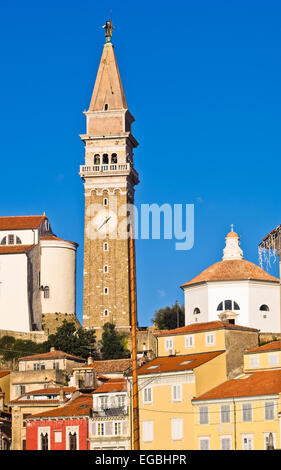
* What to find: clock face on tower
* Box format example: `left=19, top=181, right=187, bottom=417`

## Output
left=92, top=209, right=117, bottom=236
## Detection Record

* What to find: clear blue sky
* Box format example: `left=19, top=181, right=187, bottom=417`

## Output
left=0, top=1, right=280, bottom=326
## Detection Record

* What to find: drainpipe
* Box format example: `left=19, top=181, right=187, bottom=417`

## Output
left=233, top=398, right=237, bottom=450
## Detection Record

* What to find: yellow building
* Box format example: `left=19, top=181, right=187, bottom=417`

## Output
left=244, top=340, right=281, bottom=373
left=134, top=350, right=228, bottom=450
left=192, top=369, right=281, bottom=450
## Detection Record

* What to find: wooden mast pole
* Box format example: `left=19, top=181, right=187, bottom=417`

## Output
left=129, top=225, right=140, bottom=450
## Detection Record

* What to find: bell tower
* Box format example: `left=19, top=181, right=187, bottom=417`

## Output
left=79, top=21, right=139, bottom=337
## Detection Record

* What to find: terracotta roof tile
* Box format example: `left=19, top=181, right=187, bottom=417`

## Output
left=19, top=349, right=84, bottom=362
left=135, top=351, right=224, bottom=376
left=93, top=378, right=127, bottom=394
left=193, top=370, right=281, bottom=401
left=80, top=358, right=131, bottom=373
left=0, top=370, right=11, bottom=379
left=245, top=341, right=281, bottom=354
left=0, top=215, right=46, bottom=230
left=26, top=394, right=93, bottom=419
left=181, top=259, right=279, bottom=288
left=0, top=245, right=36, bottom=254
left=155, top=321, right=258, bottom=337
left=40, top=234, right=78, bottom=247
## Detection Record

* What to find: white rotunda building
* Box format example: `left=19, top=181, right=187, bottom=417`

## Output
left=181, top=228, right=280, bottom=333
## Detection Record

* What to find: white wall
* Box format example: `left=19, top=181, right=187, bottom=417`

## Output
left=248, top=281, right=280, bottom=332
left=0, top=253, right=31, bottom=331
left=40, top=239, right=77, bottom=315
left=207, top=281, right=249, bottom=326
left=0, top=229, right=39, bottom=246
left=184, top=284, right=209, bottom=325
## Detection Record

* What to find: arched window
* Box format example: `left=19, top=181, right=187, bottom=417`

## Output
left=102, top=154, right=109, bottom=164
left=41, top=433, right=48, bottom=450
left=260, top=304, right=269, bottom=312
left=69, top=432, right=77, bottom=450
left=43, top=286, right=50, bottom=299
left=193, top=308, right=200, bottom=315
left=111, top=153, right=117, bottom=164
left=1, top=237, right=6, bottom=245
left=103, top=198, right=108, bottom=207
left=104, top=103, right=108, bottom=111
left=94, top=154, right=100, bottom=165
left=217, top=300, right=240, bottom=311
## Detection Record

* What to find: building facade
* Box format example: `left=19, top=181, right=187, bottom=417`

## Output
left=181, top=228, right=280, bottom=333
left=79, top=23, right=139, bottom=338
left=0, top=215, right=78, bottom=333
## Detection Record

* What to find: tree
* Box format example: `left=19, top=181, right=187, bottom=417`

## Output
left=100, top=323, right=130, bottom=360
left=48, top=321, right=97, bottom=359
left=152, top=302, right=185, bottom=330
left=0, top=335, right=49, bottom=362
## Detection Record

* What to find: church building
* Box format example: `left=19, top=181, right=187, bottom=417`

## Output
left=0, top=215, right=78, bottom=333
left=79, top=21, right=139, bottom=337
left=181, top=228, right=280, bottom=333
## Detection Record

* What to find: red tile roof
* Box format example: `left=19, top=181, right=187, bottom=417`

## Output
left=0, top=245, right=36, bottom=254
left=0, top=370, right=11, bottom=379
left=26, top=394, right=93, bottom=419
left=93, top=378, right=127, bottom=394
left=19, top=349, right=84, bottom=362
left=193, top=370, right=281, bottom=401
left=80, top=358, right=131, bottom=373
left=135, top=351, right=224, bottom=376
left=155, top=321, right=258, bottom=337
left=245, top=341, right=281, bottom=354
left=181, top=259, right=279, bottom=288
left=0, top=215, right=46, bottom=230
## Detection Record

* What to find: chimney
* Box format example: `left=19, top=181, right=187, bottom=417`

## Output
left=50, top=347, right=55, bottom=352
left=87, top=356, right=94, bottom=366
left=0, top=392, right=5, bottom=411
left=59, top=387, right=64, bottom=403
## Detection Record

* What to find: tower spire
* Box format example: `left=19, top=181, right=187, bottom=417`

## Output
left=223, top=227, right=244, bottom=261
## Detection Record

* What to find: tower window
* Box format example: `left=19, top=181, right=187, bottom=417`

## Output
left=1, top=237, right=6, bottom=245
left=260, top=305, right=269, bottom=312
left=43, top=286, right=50, bottom=299
left=111, top=153, right=117, bottom=164
left=104, top=104, right=108, bottom=111
left=103, top=154, right=109, bottom=164
left=104, top=309, right=109, bottom=317
left=103, top=198, right=108, bottom=207
left=104, top=287, right=108, bottom=295
left=193, top=307, right=200, bottom=315
left=217, top=300, right=240, bottom=311
left=94, top=154, right=100, bottom=165
left=104, top=265, right=108, bottom=273
left=103, top=242, right=108, bottom=251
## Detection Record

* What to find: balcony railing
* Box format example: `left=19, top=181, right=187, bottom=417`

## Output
left=80, top=164, right=130, bottom=173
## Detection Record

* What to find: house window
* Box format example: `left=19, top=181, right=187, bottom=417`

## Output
left=199, top=406, right=209, bottom=425
left=250, top=355, right=259, bottom=368
left=172, top=384, right=182, bottom=402
left=54, top=431, right=62, bottom=443
left=259, top=304, right=269, bottom=311
left=220, top=404, right=230, bottom=423
left=16, top=236, right=22, bottom=244
left=185, top=335, right=194, bottom=348
left=8, top=234, right=14, bottom=245
left=242, top=434, right=253, bottom=450
left=164, top=337, right=174, bottom=351
left=117, top=395, right=126, bottom=407
left=221, top=436, right=232, bottom=450
left=242, top=403, right=252, bottom=422
left=264, top=401, right=275, bottom=421
left=171, top=418, right=183, bottom=440
left=205, top=333, right=215, bottom=346
left=114, top=422, right=122, bottom=436
left=99, top=396, right=108, bottom=409
left=97, top=423, right=105, bottom=436
left=199, top=437, right=210, bottom=450
left=104, top=242, right=108, bottom=251
left=40, top=433, right=49, bottom=451
left=143, top=387, right=153, bottom=404
left=269, top=353, right=278, bottom=367
left=142, top=421, right=154, bottom=442
left=43, top=286, right=50, bottom=299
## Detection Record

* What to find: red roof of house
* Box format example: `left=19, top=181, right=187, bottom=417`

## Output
left=93, top=378, right=127, bottom=394
left=0, top=370, right=11, bottom=379
left=193, top=370, right=281, bottom=401
left=135, top=351, right=224, bottom=376
left=19, top=349, right=84, bottom=362
left=26, top=394, right=93, bottom=419
left=245, top=341, right=281, bottom=354
left=0, top=215, right=46, bottom=230
left=0, top=245, right=36, bottom=254
left=181, top=259, right=279, bottom=288
left=80, top=358, right=131, bottom=374
left=155, top=321, right=258, bottom=337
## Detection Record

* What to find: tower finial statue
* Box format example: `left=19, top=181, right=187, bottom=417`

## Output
left=103, top=20, right=114, bottom=43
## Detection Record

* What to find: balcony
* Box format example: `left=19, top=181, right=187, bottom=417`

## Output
left=79, top=164, right=139, bottom=183
left=94, top=406, right=128, bottom=417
